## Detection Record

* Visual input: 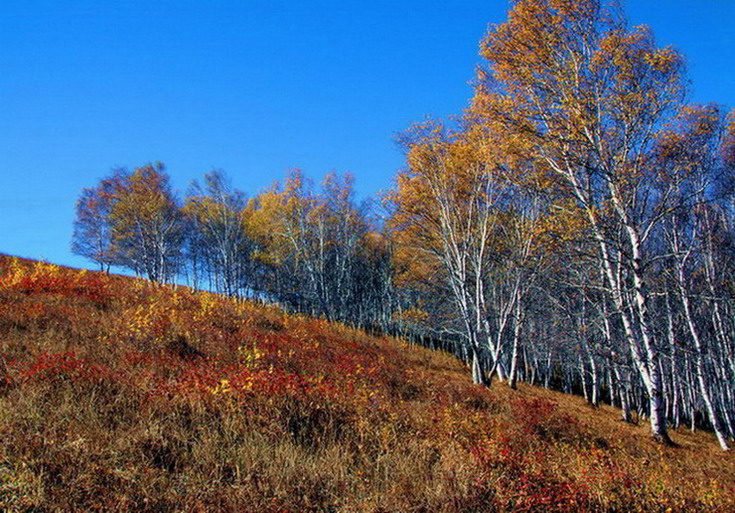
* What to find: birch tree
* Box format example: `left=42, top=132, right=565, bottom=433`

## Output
left=472, top=0, right=685, bottom=443
left=108, top=163, right=183, bottom=283
left=184, top=170, right=250, bottom=296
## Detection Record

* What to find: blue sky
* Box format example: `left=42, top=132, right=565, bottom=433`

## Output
left=2, top=0, right=734, bottom=268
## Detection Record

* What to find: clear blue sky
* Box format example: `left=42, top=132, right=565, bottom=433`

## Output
left=2, top=0, right=734, bottom=269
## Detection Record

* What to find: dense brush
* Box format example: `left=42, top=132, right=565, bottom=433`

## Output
left=0, top=256, right=733, bottom=512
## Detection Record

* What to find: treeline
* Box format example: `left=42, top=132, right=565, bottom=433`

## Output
left=73, top=166, right=395, bottom=328
left=73, top=0, right=735, bottom=449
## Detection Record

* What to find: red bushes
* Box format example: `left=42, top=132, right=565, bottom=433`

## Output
left=20, top=352, right=113, bottom=384
left=1, top=255, right=734, bottom=511
left=1, top=259, right=113, bottom=306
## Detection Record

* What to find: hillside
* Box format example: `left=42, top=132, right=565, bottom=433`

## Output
left=0, top=256, right=734, bottom=512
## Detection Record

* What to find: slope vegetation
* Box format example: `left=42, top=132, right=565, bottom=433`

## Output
left=0, top=256, right=733, bottom=512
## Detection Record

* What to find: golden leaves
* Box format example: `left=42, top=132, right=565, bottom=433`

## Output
left=724, top=110, right=735, bottom=167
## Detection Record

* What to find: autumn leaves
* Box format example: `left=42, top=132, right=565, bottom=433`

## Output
left=71, top=0, right=735, bottom=448
left=73, top=167, right=394, bottom=327
left=389, top=0, right=735, bottom=446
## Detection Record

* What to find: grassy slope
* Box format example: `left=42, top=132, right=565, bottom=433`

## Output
left=0, top=255, right=733, bottom=512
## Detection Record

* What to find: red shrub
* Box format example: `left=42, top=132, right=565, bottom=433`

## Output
left=21, top=352, right=113, bottom=384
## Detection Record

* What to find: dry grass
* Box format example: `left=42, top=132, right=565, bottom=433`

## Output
left=0, top=255, right=733, bottom=512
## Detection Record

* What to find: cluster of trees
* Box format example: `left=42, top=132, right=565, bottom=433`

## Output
left=73, top=163, right=182, bottom=283
left=73, top=166, right=394, bottom=328
left=388, top=0, right=735, bottom=449
left=74, top=0, right=734, bottom=448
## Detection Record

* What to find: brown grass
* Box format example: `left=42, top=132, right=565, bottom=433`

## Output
left=0, top=255, right=733, bottom=512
